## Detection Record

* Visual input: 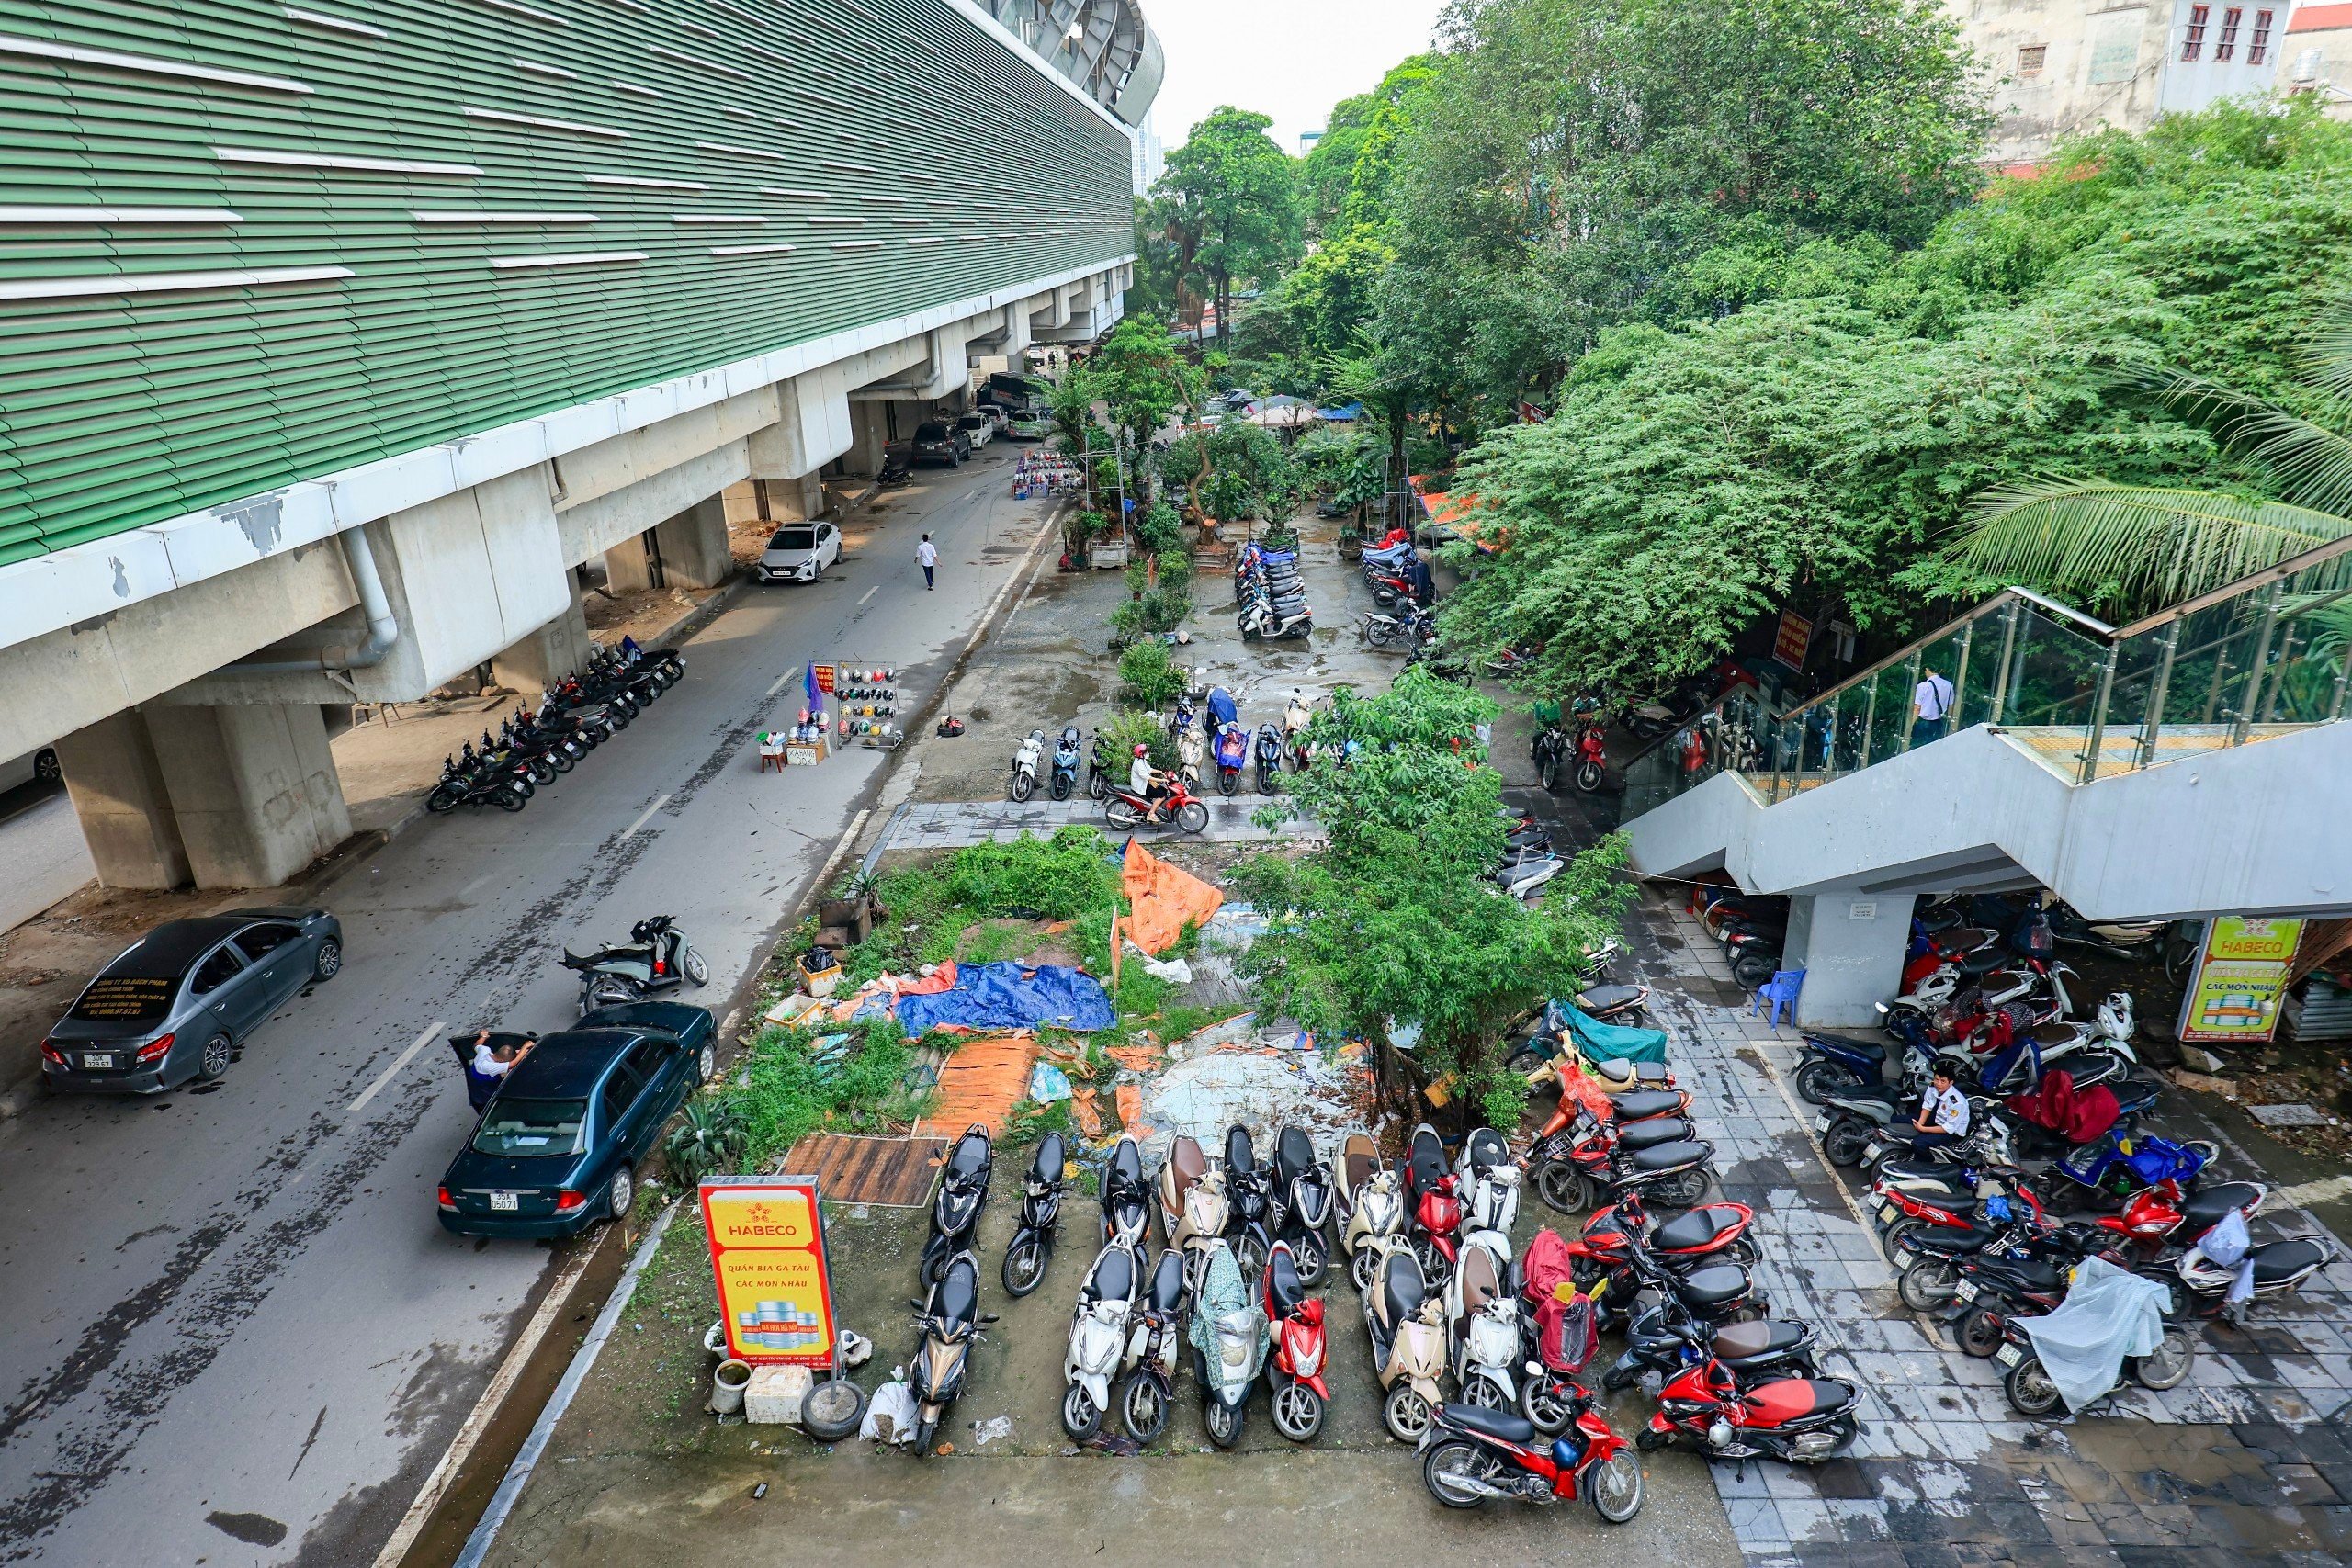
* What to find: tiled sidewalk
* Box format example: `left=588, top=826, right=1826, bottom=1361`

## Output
left=881, top=796, right=1316, bottom=847
left=1626, top=891, right=2352, bottom=1566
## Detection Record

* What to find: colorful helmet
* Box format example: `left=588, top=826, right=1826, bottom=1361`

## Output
left=1133, top=743, right=1148, bottom=758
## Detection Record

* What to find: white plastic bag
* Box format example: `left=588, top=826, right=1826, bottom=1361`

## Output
left=2016, top=1256, right=2168, bottom=1412
left=2199, top=1208, right=2256, bottom=1305
left=859, top=1378, right=918, bottom=1444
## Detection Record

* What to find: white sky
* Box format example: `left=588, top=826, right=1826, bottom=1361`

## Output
left=1147, top=0, right=1450, bottom=154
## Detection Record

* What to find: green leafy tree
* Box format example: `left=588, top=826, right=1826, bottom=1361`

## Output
left=1158, top=107, right=1304, bottom=346
left=1299, top=54, right=1439, bottom=239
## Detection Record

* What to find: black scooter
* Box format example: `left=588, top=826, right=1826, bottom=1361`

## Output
left=1270, top=1125, right=1334, bottom=1285
left=1001, top=1132, right=1068, bottom=1297
left=1600, top=1295, right=1818, bottom=1392
left=1222, top=1123, right=1274, bottom=1277
left=557, top=915, right=708, bottom=1014
left=1253, top=723, right=1285, bottom=794
left=908, top=1250, right=995, bottom=1457
left=425, top=754, right=527, bottom=814
left=1102, top=1134, right=1151, bottom=1247
left=922, top=1124, right=993, bottom=1291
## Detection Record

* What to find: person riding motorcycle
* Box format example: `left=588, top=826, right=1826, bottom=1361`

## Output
left=1128, top=744, right=1171, bottom=823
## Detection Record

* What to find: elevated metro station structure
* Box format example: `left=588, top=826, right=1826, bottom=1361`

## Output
left=0, top=0, right=1155, bottom=889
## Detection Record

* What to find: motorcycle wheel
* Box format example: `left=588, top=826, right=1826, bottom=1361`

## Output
left=1462, top=1372, right=1509, bottom=1411
left=1216, top=770, right=1238, bottom=797
left=1521, top=1377, right=1575, bottom=1434
left=2005, top=1354, right=2064, bottom=1417
left=1104, top=797, right=1146, bottom=830
left=1350, top=1245, right=1380, bottom=1292
left=801, top=1376, right=866, bottom=1442
left=1271, top=1382, right=1323, bottom=1442
left=1089, top=772, right=1108, bottom=801
left=1204, top=1396, right=1244, bottom=1450
left=1822, top=1120, right=1873, bottom=1168
left=1010, top=772, right=1034, bottom=803
left=1882, top=1217, right=1925, bottom=1258
left=1535, top=1162, right=1592, bottom=1216
left=495, top=787, right=528, bottom=813
left=1174, top=801, right=1209, bottom=835
left=1061, top=1382, right=1103, bottom=1442
left=1793, top=1058, right=1860, bottom=1105
left=1539, top=755, right=1560, bottom=793
left=1120, top=1372, right=1169, bottom=1444
left=912, top=1416, right=938, bottom=1459
left=1001, top=1234, right=1047, bottom=1298
left=548, top=749, right=574, bottom=774
left=1257, top=766, right=1277, bottom=795
left=426, top=785, right=461, bottom=815
left=1050, top=774, right=1071, bottom=801
left=1574, top=760, right=1606, bottom=794
left=529, top=759, right=557, bottom=786
left=1412, top=1235, right=1454, bottom=1292
left=1420, top=1440, right=1492, bottom=1510
left=1383, top=1384, right=1432, bottom=1444
left=1634, top=1426, right=1672, bottom=1452
left=1232, top=1233, right=1268, bottom=1280
left=584, top=977, right=637, bottom=1014
left=1649, top=1167, right=1712, bottom=1209
left=2135, top=1327, right=2194, bottom=1390
left=1898, top=1255, right=1959, bottom=1313
left=1588, top=1449, right=1646, bottom=1524
left=1731, top=951, right=1779, bottom=989
left=1293, top=1233, right=1329, bottom=1287
left=1958, top=1307, right=2007, bottom=1358
left=1598, top=1361, right=1633, bottom=1394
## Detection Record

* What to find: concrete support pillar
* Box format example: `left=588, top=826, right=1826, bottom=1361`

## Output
left=490, top=594, right=592, bottom=693
left=1783, top=893, right=1915, bottom=1028
left=55, top=709, right=192, bottom=891
left=602, top=497, right=731, bottom=592
left=765, top=474, right=825, bottom=523
left=141, top=701, right=353, bottom=888
left=846, top=403, right=888, bottom=475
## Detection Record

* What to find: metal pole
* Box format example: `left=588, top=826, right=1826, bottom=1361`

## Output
left=2078, top=644, right=2119, bottom=784
left=2260, top=626, right=2301, bottom=724
left=1822, top=692, right=1841, bottom=783
left=1895, top=651, right=1924, bottom=754
left=2333, top=637, right=2352, bottom=721
left=2231, top=583, right=2283, bottom=745
left=1989, top=600, right=2021, bottom=724
left=1950, top=616, right=1976, bottom=729
left=2136, top=622, right=2179, bottom=770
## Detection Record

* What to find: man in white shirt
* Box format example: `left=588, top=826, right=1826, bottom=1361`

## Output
left=1912, top=663, right=1955, bottom=745
left=917, top=533, right=937, bottom=591
left=1909, top=1063, right=1969, bottom=1155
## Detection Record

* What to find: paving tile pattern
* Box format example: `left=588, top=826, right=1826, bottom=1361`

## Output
left=1623, top=893, right=2352, bottom=1565
left=884, top=796, right=1314, bottom=846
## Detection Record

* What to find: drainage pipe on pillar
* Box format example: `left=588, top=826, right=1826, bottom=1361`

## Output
left=223, top=527, right=401, bottom=675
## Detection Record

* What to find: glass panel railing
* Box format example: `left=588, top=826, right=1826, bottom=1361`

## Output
left=1712, top=534, right=2352, bottom=804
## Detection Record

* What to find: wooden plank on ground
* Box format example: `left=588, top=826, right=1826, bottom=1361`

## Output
left=782, top=1133, right=948, bottom=1207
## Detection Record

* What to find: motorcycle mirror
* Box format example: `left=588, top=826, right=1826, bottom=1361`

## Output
left=909, top=1297, right=926, bottom=1310
left=980, top=1313, right=1001, bottom=1325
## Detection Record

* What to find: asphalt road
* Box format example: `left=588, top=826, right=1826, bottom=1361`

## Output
left=0, top=446, right=1050, bottom=1567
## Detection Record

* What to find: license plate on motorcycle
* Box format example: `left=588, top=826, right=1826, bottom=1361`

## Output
left=1954, top=1279, right=1977, bottom=1303
left=1994, top=1343, right=2021, bottom=1368
left=1814, top=1111, right=1832, bottom=1134
left=1877, top=1201, right=1898, bottom=1226
left=490, top=1192, right=519, bottom=1213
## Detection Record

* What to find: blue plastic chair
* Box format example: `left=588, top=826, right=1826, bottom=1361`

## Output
left=1751, top=968, right=1805, bottom=1030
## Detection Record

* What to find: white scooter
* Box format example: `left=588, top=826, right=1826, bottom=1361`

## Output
left=1060, top=1240, right=1145, bottom=1440
left=1452, top=1126, right=1521, bottom=1260
left=1443, top=1234, right=1522, bottom=1410
left=1009, top=728, right=1045, bottom=802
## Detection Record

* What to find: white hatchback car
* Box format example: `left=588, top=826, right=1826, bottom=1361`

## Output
left=757, top=520, right=842, bottom=583
left=955, top=412, right=995, bottom=450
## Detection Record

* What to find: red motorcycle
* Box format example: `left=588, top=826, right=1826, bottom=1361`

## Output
left=1260, top=1241, right=1328, bottom=1441
left=1530, top=1104, right=1713, bottom=1214
left=1103, top=777, right=1209, bottom=835
left=1571, top=716, right=1609, bottom=793
left=1579, top=1195, right=1758, bottom=1280
left=1638, top=1359, right=1861, bottom=1465
left=1420, top=1395, right=1645, bottom=1521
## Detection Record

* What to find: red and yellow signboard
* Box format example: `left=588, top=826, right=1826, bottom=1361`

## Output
left=2177, top=917, right=2305, bottom=1046
left=1771, top=610, right=1815, bottom=672
left=700, top=1177, right=836, bottom=1366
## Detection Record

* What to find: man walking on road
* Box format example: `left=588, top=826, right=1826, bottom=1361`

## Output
left=917, top=532, right=937, bottom=591
left=1912, top=663, right=1955, bottom=746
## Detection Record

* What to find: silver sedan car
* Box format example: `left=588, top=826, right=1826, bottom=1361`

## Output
left=40, top=908, right=343, bottom=1092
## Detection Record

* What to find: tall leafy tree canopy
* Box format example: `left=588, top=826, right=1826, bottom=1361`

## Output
left=1157, top=107, right=1304, bottom=346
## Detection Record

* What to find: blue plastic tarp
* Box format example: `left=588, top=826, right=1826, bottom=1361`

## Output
left=1544, top=999, right=1669, bottom=1066
left=896, top=962, right=1115, bottom=1037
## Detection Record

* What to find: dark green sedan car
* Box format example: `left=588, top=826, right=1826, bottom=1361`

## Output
left=435, top=1002, right=716, bottom=1239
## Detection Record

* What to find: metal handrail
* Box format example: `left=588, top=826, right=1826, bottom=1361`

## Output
left=2108, top=530, right=2352, bottom=640
left=1774, top=588, right=2052, bottom=723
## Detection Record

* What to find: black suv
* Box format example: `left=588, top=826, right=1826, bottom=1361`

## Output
left=910, top=421, right=971, bottom=468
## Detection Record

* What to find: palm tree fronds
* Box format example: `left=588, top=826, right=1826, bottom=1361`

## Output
left=2156, top=372, right=2352, bottom=517
left=1951, top=479, right=2351, bottom=614
left=2301, top=298, right=2352, bottom=407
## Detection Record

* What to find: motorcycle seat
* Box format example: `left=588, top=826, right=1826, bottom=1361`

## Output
left=1277, top=1125, right=1316, bottom=1183
left=1383, top=1251, right=1428, bottom=1326
left=1579, top=984, right=1644, bottom=1013
left=1715, top=1319, right=1807, bottom=1359
left=1148, top=1249, right=1186, bottom=1313
left=1945, top=926, right=1999, bottom=953
left=1652, top=1207, right=1740, bottom=1252
left=1828, top=1085, right=1905, bottom=1111
left=1462, top=1127, right=1509, bottom=1177
left=1086, top=1245, right=1136, bottom=1303
left=1984, top=1257, right=2063, bottom=1293
left=1617, top=1118, right=1694, bottom=1153
left=1959, top=948, right=2007, bottom=976
left=1677, top=1264, right=1750, bottom=1310
left=2028, top=1022, right=2079, bottom=1048
left=1169, top=1136, right=1206, bottom=1197
left=1611, top=1090, right=1687, bottom=1122
left=1030, top=1133, right=1065, bottom=1185
left=937, top=1258, right=978, bottom=1328
left=1903, top=1191, right=1976, bottom=1216
left=1917, top=908, right=1963, bottom=934
left=1340, top=1145, right=1377, bottom=1195
left=1589, top=1058, right=1671, bottom=1089
left=948, top=1132, right=989, bottom=1179
left=2178, top=1182, right=2262, bottom=1234
left=1439, top=1403, right=1538, bottom=1444
left=1812, top=1035, right=1886, bottom=1065
left=1265, top=1247, right=1306, bottom=1314
left=1744, top=1379, right=1857, bottom=1422
left=1457, top=1247, right=1501, bottom=1313
left=2251, top=1238, right=2326, bottom=1283
left=1627, top=1140, right=1709, bottom=1173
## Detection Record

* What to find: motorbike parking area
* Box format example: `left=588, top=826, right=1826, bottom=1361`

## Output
left=1620, top=885, right=2352, bottom=1565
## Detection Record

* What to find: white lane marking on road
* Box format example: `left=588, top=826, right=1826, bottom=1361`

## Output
left=858, top=585, right=877, bottom=604
left=456, top=869, right=494, bottom=900
left=766, top=671, right=797, bottom=696
left=622, top=793, right=671, bottom=838
left=348, top=1021, right=447, bottom=1115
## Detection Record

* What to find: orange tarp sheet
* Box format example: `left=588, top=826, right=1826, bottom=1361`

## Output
left=1408, top=475, right=1510, bottom=555
left=1121, top=840, right=1224, bottom=955
left=917, top=1035, right=1037, bottom=1137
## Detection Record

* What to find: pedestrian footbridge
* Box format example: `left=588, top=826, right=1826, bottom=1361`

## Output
left=1619, top=538, right=2352, bottom=1023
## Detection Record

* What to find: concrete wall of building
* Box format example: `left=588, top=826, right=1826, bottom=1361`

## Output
left=1624, top=719, right=2352, bottom=923
left=2279, top=16, right=2352, bottom=118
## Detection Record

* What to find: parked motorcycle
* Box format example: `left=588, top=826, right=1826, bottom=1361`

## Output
left=1158, top=1135, right=1231, bottom=1291
left=1268, top=1125, right=1333, bottom=1285
left=1060, top=1240, right=1146, bottom=1439
left=1117, top=1247, right=1189, bottom=1441
left=1086, top=730, right=1118, bottom=800
left=1363, top=1239, right=1450, bottom=1443
left=907, top=1250, right=996, bottom=1457
left=1445, top=1235, right=1524, bottom=1410
left=1221, top=1123, right=1275, bottom=1278
left=1404, top=1122, right=1464, bottom=1288
left=1253, top=722, right=1284, bottom=794
left=1189, top=1239, right=1268, bottom=1448
left=1049, top=725, right=1081, bottom=801
left=558, top=915, right=708, bottom=1014
left=2176, top=1231, right=2334, bottom=1318
left=1996, top=1258, right=2195, bottom=1417
left=1340, top=1154, right=1409, bottom=1292
left=1211, top=722, right=1248, bottom=796
left=1261, top=1241, right=1329, bottom=1441
left=1600, top=1294, right=1820, bottom=1393
left=1638, top=1359, right=1861, bottom=1464
left=1420, top=1393, right=1646, bottom=1521
left=1453, top=1127, right=1521, bottom=1260
left=920, top=1124, right=993, bottom=1291
left=1008, top=728, right=1044, bottom=802
left=426, top=754, right=529, bottom=814
left=1101, top=1134, right=1152, bottom=1247
left=1001, top=1131, right=1068, bottom=1298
